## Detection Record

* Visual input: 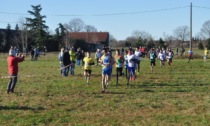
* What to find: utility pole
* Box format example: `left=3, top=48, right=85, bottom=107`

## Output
left=190, top=2, right=192, bottom=51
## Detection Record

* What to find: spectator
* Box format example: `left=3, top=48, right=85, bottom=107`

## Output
left=30, top=48, right=35, bottom=61
left=34, top=47, right=40, bottom=61
left=76, top=48, right=82, bottom=66
left=58, top=47, right=65, bottom=76
left=43, top=46, right=47, bottom=56
left=81, top=50, right=85, bottom=66
left=69, top=47, right=76, bottom=75
left=7, top=51, right=25, bottom=94
left=63, top=48, right=71, bottom=76
left=95, top=49, right=102, bottom=66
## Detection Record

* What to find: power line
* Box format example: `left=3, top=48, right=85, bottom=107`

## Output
left=0, top=20, right=19, bottom=24
left=91, top=6, right=189, bottom=16
left=193, top=5, right=210, bottom=10
left=0, top=5, right=189, bottom=17
left=0, top=11, right=29, bottom=16
left=1, top=5, right=209, bottom=24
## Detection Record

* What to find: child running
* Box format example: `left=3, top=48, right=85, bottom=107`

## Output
left=204, top=47, right=208, bottom=64
left=134, top=47, right=141, bottom=74
left=124, top=50, right=128, bottom=78
left=115, top=49, right=124, bottom=85
left=166, top=48, right=174, bottom=67
left=187, top=49, right=193, bottom=63
left=126, top=49, right=137, bottom=85
left=99, top=48, right=113, bottom=93
left=83, top=51, right=94, bottom=85
left=149, top=48, right=157, bottom=72
left=158, top=50, right=165, bottom=67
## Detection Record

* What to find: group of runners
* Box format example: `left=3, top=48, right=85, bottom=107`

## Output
left=58, top=46, right=176, bottom=93
left=6, top=45, right=209, bottom=94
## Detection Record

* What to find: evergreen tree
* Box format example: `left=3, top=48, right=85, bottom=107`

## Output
left=207, top=38, right=210, bottom=50
left=158, top=38, right=165, bottom=48
left=198, top=42, right=204, bottom=50
left=5, top=24, right=12, bottom=50
left=55, top=23, right=66, bottom=48
left=25, top=5, right=49, bottom=47
left=14, top=24, right=22, bottom=50
left=0, top=32, right=5, bottom=51
left=15, top=24, right=19, bottom=31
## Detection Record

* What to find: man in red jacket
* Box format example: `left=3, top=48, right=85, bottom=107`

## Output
left=7, top=50, right=24, bottom=94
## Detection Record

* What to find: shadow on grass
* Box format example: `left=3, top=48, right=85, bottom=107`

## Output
left=104, top=91, right=126, bottom=94
left=0, top=106, right=45, bottom=111
left=137, top=82, right=209, bottom=87
left=92, top=91, right=126, bottom=95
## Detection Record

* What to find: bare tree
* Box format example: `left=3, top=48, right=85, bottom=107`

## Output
left=173, top=25, right=189, bottom=48
left=84, top=25, right=97, bottom=32
left=66, top=18, right=84, bottom=32
left=163, top=32, right=175, bottom=47
left=132, top=30, right=153, bottom=41
left=16, top=18, right=28, bottom=52
left=201, top=20, right=210, bottom=39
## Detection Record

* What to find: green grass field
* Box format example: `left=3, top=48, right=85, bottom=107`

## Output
left=0, top=50, right=210, bottom=125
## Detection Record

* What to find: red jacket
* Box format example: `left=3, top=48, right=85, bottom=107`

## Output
left=7, top=56, right=24, bottom=74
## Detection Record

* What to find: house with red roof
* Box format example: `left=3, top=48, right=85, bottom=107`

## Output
left=68, top=32, right=109, bottom=51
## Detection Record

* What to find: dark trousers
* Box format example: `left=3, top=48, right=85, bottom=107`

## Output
left=7, top=74, right=17, bottom=93
left=60, top=63, right=64, bottom=76
left=116, top=67, right=123, bottom=84
left=64, top=66, right=69, bottom=76
left=136, top=60, right=140, bottom=72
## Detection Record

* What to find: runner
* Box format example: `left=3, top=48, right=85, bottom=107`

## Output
left=167, top=48, right=174, bottom=67
left=99, top=48, right=113, bottom=93
left=134, top=47, right=141, bottom=74
left=124, top=50, right=128, bottom=78
left=126, top=49, right=137, bottom=85
left=115, top=49, right=124, bottom=85
left=83, top=52, right=94, bottom=85
left=158, top=50, right=165, bottom=67
left=204, top=47, right=208, bottom=64
left=149, top=48, right=157, bottom=72
left=187, top=49, right=193, bottom=63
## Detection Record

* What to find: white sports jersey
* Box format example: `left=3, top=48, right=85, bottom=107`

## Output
left=127, top=54, right=136, bottom=67
left=167, top=52, right=173, bottom=59
left=162, top=51, right=166, bottom=59
left=134, top=51, right=141, bottom=61
left=158, top=53, right=165, bottom=60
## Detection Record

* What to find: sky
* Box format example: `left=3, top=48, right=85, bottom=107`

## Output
left=0, top=0, right=210, bottom=40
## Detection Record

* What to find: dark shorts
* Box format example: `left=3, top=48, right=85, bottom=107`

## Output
left=150, top=61, right=156, bottom=66
left=127, top=67, right=135, bottom=74
left=116, top=67, right=123, bottom=76
left=136, top=60, right=140, bottom=64
left=85, top=70, right=92, bottom=75
left=168, top=58, right=172, bottom=63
